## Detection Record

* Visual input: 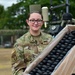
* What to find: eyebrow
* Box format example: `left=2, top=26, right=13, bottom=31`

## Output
left=29, top=18, right=42, bottom=20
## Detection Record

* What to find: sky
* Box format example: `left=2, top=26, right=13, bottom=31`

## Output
left=0, top=0, right=17, bottom=9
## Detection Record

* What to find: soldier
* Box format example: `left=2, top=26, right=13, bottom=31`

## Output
left=11, top=12, right=53, bottom=75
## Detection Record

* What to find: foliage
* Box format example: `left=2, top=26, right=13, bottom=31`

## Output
left=0, top=0, right=75, bottom=29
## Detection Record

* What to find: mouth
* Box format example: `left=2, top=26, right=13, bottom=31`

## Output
left=33, top=24, right=39, bottom=28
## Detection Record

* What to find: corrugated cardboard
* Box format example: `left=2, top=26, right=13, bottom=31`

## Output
left=23, top=25, right=75, bottom=75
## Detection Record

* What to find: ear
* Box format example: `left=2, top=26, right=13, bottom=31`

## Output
left=26, top=19, right=29, bottom=24
left=26, top=19, right=30, bottom=27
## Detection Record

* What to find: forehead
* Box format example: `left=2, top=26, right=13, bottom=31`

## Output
left=29, top=13, right=42, bottom=19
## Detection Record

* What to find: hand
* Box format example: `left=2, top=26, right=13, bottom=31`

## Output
left=23, top=72, right=30, bottom=75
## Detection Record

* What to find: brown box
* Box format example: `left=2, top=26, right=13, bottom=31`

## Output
left=23, top=25, right=75, bottom=75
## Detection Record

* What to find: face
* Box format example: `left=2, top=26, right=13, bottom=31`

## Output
left=26, top=13, right=43, bottom=32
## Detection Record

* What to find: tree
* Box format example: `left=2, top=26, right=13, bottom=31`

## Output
left=0, top=4, right=4, bottom=18
left=0, top=5, right=5, bottom=29
left=0, top=0, right=75, bottom=29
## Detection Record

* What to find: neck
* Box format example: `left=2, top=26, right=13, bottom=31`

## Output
left=29, top=29, right=41, bottom=36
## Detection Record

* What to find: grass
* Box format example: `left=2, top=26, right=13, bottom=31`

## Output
left=0, top=48, right=14, bottom=75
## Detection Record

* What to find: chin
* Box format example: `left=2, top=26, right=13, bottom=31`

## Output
left=32, top=28, right=40, bottom=31
left=32, top=29, right=39, bottom=32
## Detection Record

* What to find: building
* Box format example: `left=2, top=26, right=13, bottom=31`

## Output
left=0, top=29, right=26, bottom=48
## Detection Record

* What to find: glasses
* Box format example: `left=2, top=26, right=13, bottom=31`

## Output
left=28, top=19, right=43, bottom=24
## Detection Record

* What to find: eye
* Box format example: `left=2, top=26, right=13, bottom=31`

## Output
left=28, top=19, right=43, bottom=23
left=37, top=19, right=43, bottom=22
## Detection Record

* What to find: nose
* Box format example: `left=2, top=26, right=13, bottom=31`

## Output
left=34, top=21, right=38, bottom=24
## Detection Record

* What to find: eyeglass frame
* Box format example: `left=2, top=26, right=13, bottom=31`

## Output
left=28, top=19, right=43, bottom=24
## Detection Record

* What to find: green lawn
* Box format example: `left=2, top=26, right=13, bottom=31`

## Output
left=0, top=48, right=14, bottom=75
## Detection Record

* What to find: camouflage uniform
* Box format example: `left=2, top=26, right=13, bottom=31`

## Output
left=11, top=31, right=53, bottom=75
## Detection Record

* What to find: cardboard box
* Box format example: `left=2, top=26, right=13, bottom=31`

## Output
left=23, top=25, right=75, bottom=75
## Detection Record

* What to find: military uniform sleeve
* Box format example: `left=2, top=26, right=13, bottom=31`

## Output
left=11, top=35, right=27, bottom=75
left=50, top=34, right=54, bottom=42
left=11, top=43, right=26, bottom=75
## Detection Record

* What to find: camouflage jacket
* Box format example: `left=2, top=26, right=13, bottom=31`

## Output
left=11, top=31, right=53, bottom=75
